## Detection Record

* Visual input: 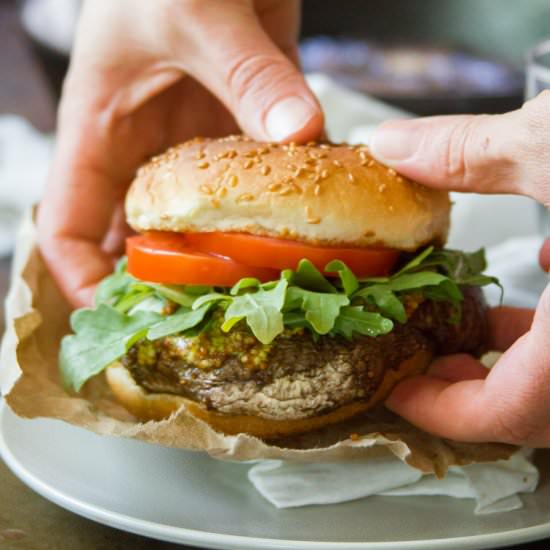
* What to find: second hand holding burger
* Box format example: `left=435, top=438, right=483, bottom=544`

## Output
left=60, top=136, right=499, bottom=439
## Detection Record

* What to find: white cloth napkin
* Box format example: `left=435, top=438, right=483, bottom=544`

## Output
left=248, top=450, right=539, bottom=514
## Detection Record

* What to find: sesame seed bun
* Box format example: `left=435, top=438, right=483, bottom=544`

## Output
left=125, top=136, right=450, bottom=250
left=105, top=347, right=432, bottom=439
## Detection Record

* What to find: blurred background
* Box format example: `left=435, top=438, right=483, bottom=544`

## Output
left=7, top=0, right=550, bottom=127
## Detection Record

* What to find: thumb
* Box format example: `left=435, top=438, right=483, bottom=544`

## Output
left=369, top=93, right=550, bottom=204
left=185, top=2, right=323, bottom=143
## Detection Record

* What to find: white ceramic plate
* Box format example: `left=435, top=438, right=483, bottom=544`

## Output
left=1, top=403, right=550, bottom=550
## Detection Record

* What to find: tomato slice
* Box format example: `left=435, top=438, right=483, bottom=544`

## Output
left=127, top=234, right=280, bottom=286
left=186, top=232, right=399, bottom=277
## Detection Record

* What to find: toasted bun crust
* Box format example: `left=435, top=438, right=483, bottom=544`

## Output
left=126, top=136, right=450, bottom=250
left=105, top=349, right=432, bottom=439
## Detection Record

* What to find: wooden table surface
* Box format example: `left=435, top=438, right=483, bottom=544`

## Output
left=1, top=1, right=549, bottom=548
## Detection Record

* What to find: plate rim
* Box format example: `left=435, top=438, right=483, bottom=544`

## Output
left=1, top=402, right=549, bottom=550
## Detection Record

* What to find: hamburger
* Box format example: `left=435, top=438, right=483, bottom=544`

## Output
left=60, top=135, right=498, bottom=439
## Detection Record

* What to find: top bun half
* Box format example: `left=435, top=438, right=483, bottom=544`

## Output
left=125, top=136, right=450, bottom=250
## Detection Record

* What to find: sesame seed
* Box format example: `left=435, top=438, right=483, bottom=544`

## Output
left=304, top=158, right=317, bottom=166
left=320, top=144, right=331, bottom=150
left=197, top=161, right=209, bottom=169
left=286, top=163, right=297, bottom=171
left=244, top=150, right=257, bottom=158
left=359, top=151, right=367, bottom=162
left=378, top=183, right=387, bottom=192
left=294, top=168, right=305, bottom=178
left=258, top=147, right=269, bottom=155
left=228, top=175, right=239, bottom=187
left=332, top=160, right=342, bottom=168
left=243, top=160, right=253, bottom=169
left=388, top=168, right=397, bottom=177
left=226, top=150, right=237, bottom=159
left=347, top=172, right=355, bottom=183
left=196, top=151, right=206, bottom=160
left=320, top=169, right=329, bottom=179
left=307, top=140, right=316, bottom=147
left=261, top=165, right=271, bottom=176
left=291, top=182, right=303, bottom=194
left=216, top=187, right=227, bottom=198
left=237, top=193, right=255, bottom=202
left=200, top=184, right=213, bottom=195
left=314, top=184, right=321, bottom=196
left=210, top=198, right=221, bottom=208
left=367, top=159, right=375, bottom=167
left=278, top=187, right=293, bottom=196
left=305, top=205, right=321, bottom=224
left=268, top=182, right=282, bottom=192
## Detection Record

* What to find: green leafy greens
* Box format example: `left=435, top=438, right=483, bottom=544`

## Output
left=59, top=247, right=500, bottom=392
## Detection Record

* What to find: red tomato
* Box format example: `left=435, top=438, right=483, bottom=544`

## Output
left=185, top=232, right=399, bottom=276
left=126, top=234, right=279, bottom=286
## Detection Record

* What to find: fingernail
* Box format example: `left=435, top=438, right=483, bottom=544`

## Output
left=265, top=97, right=317, bottom=141
left=370, top=122, right=418, bottom=165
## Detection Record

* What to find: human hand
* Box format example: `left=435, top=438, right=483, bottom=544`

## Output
left=369, top=91, right=550, bottom=446
left=37, top=0, right=323, bottom=307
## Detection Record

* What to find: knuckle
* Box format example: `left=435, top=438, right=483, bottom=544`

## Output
left=440, top=116, right=486, bottom=187
left=225, top=53, right=295, bottom=106
left=492, top=411, right=537, bottom=445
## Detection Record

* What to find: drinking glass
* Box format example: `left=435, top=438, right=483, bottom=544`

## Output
left=526, top=40, right=550, bottom=237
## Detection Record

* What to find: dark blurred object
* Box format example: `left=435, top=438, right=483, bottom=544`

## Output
left=0, top=0, right=54, bottom=131
left=16, top=0, right=546, bottom=116
left=19, top=0, right=78, bottom=99
left=300, top=37, right=524, bottom=116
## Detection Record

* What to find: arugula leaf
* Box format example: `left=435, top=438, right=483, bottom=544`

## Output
left=60, top=305, right=161, bottom=392
left=230, top=277, right=261, bottom=295
left=333, top=306, right=393, bottom=338
left=285, top=287, right=349, bottom=334
left=356, top=285, right=407, bottom=323
left=147, top=303, right=211, bottom=340
left=222, top=278, right=288, bottom=343
left=114, top=287, right=155, bottom=313
left=192, top=292, right=232, bottom=310
left=325, top=259, right=359, bottom=295
left=388, top=272, right=448, bottom=292
left=394, top=246, right=434, bottom=276
left=94, top=258, right=133, bottom=307
left=292, top=259, right=337, bottom=293
left=153, top=285, right=202, bottom=307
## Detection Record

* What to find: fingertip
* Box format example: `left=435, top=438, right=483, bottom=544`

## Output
left=369, top=119, right=419, bottom=166
left=264, top=96, right=324, bottom=143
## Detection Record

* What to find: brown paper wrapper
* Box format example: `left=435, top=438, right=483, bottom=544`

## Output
left=0, top=210, right=515, bottom=477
